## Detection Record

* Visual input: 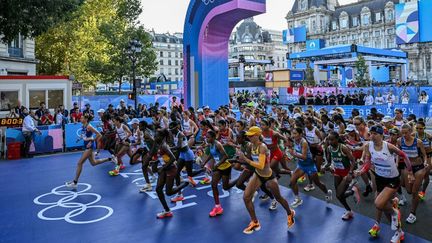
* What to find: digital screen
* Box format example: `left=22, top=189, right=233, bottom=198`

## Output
left=0, top=118, right=23, bottom=127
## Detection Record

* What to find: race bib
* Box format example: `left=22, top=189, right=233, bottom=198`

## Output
left=333, top=162, right=345, bottom=170
left=375, top=164, right=391, bottom=177
left=263, top=137, right=272, bottom=145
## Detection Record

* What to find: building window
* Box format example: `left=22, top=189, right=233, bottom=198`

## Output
left=29, top=90, right=46, bottom=109
left=340, top=18, right=348, bottom=28
left=352, top=16, right=359, bottom=27
left=175, top=60, right=178, bottom=66
left=363, top=32, right=369, bottom=38
left=375, top=30, right=381, bottom=37
left=375, top=12, right=381, bottom=22
left=175, top=52, right=178, bottom=58
left=300, top=0, right=307, bottom=10
left=386, top=10, right=394, bottom=21
left=362, top=14, right=369, bottom=26
left=159, top=60, right=164, bottom=65
left=332, top=21, right=337, bottom=30
left=175, top=69, right=179, bottom=75
left=167, top=44, right=171, bottom=49
left=168, top=52, right=172, bottom=58
left=352, top=34, right=357, bottom=40
left=160, top=51, right=163, bottom=57
left=168, top=60, right=172, bottom=66
left=387, top=28, right=394, bottom=35
left=48, top=90, right=64, bottom=109
left=168, top=68, right=172, bottom=75
left=8, top=34, right=23, bottom=58
left=160, top=68, right=164, bottom=74
left=0, top=91, right=19, bottom=111
left=180, top=53, right=183, bottom=58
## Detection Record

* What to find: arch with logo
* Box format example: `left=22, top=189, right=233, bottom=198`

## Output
left=183, top=0, right=266, bottom=108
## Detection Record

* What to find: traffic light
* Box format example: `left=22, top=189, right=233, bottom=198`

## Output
left=128, top=92, right=135, bottom=100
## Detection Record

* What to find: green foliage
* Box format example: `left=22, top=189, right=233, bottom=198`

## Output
left=355, top=55, right=371, bottom=87
left=0, top=0, right=83, bottom=43
left=36, top=0, right=157, bottom=89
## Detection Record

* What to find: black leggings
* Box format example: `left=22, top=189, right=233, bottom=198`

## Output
left=156, top=170, right=188, bottom=212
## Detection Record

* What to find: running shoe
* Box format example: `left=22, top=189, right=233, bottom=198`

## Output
left=368, top=223, right=380, bottom=238
left=170, top=194, right=184, bottom=203
left=109, top=165, right=120, bottom=176
left=297, top=175, right=306, bottom=183
left=139, top=183, right=152, bottom=193
left=287, top=209, right=295, bottom=228
left=390, top=230, right=405, bottom=243
left=398, top=194, right=407, bottom=206
left=259, top=194, right=270, bottom=202
left=352, top=185, right=361, bottom=204
left=341, top=211, right=354, bottom=221
left=209, top=205, right=223, bottom=217
left=243, top=220, right=261, bottom=234
left=418, top=191, right=426, bottom=201
left=406, top=213, right=416, bottom=224
left=252, top=191, right=258, bottom=203
left=290, top=198, right=303, bottom=208
left=188, top=176, right=197, bottom=187
left=325, top=190, right=333, bottom=203
left=65, top=181, right=77, bottom=189
left=269, top=199, right=278, bottom=211
left=200, top=177, right=211, bottom=184
left=304, top=184, right=315, bottom=192
left=156, top=211, right=173, bottom=219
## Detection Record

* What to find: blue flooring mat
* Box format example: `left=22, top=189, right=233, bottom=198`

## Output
left=0, top=152, right=429, bottom=243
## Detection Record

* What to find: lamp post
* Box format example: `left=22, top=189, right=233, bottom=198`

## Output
left=126, top=39, right=142, bottom=112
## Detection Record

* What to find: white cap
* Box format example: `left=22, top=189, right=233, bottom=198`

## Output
left=97, top=108, right=105, bottom=113
left=293, top=113, right=302, bottom=119
left=120, top=99, right=125, bottom=103
left=345, top=124, right=356, bottom=132
left=128, top=118, right=140, bottom=125
left=204, top=105, right=210, bottom=110
left=197, top=108, right=203, bottom=113
left=382, top=116, right=393, bottom=123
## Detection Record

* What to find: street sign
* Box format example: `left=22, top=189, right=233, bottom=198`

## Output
left=72, top=82, right=83, bottom=90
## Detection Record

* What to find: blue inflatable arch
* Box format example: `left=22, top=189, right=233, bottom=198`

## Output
left=183, top=0, right=266, bottom=108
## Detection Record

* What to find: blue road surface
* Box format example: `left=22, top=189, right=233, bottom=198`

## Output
left=0, top=152, right=429, bottom=243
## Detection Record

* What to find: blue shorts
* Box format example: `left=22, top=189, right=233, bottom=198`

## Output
left=297, top=163, right=317, bottom=176
left=179, top=148, right=195, bottom=161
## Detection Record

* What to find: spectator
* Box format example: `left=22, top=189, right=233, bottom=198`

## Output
left=22, top=109, right=41, bottom=158
left=374, top=92, right=384, bottom=105
left=298, top=95, right=306, bottom=105
left=69, top=102, right=80, bottom=118
left=126, top=105, right=137, bottom=118
left=171, top=96, right=179, bottom=111
left=358, top=89, right=366, bottom=105
left=54, top=108, right=64, bottom=125
left=364, top=90, right=374, bottom=105
left=314, top=91, right=323, bottom=105
left=306, top=90, right=314, bottom=105
left=82, top=103, right=95, bottom=119
left=386, top=90, right=396, bottom=105
left=352, top=91, right=360, bottom=105
left=35, top=102, right=47, bottom=120
left=58, top=105, right=69, bottom=123
left=336, top=91, right=345, bottom=105
left=117, top=99, right=127, bottom=112
left=368, top=107, right=384, bottom=122
left=106, top=104, right=116, bottom=117
left=41, top=110, right=54, bottom=125
left=401, top=91, right=410, bottom=104
left=344, top=91, right=353, bottom=105
left=70, top=107, right=82, bottom=123
left=328, top=91, right=336, bottom=105
left=419, top=91, right=429, bottom=104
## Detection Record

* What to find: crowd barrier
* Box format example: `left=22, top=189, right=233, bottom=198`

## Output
left=5, top=118, right=154, bottom=155
left=6, top=125, right=64, bottom=154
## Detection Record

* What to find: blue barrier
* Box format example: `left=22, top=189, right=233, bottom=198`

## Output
left=6, top=125, right=64, bottom=154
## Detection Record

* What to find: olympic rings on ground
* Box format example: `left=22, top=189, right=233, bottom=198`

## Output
left=33, top=183, right=113, bottom=224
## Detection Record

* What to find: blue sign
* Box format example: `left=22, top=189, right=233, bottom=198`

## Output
left=6, top=125, right=64, bottom=154
left=283, top=26, right=307, bottom=44
left=306, top=39, right=325, bottom=51
left=290, top=70, right=305, bottom=81
left=419, top=0, right=432, bottom=42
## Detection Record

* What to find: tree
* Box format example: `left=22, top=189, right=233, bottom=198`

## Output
left=355, top=55, right=371, bottom=87
left=36, top=0, right=157, bottom=89
left=0, top=0, right=83, bottom=43
left=305, top=60, right=315, bottom=87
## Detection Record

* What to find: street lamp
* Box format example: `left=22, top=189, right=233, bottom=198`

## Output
left=126, top=39, right=142, bottom=112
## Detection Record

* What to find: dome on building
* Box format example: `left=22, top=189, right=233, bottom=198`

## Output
left=234, top=18, right=264, bottom=44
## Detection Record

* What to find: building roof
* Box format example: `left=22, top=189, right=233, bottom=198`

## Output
left=232, top=18, right=275, bottom=44
left=291, top=0, right=329, bottom=14
left=332, top=0, right=398, bottom=21
left=151, top=32, right=183, bottom=44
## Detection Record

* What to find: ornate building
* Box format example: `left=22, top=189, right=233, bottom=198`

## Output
left=229, top=18, right=288, bottom=69
left=286, top=0, right=432, bottom=81
left=149, top=31, right=183, bottom=82
left=0, top=34, right=37, bottom=75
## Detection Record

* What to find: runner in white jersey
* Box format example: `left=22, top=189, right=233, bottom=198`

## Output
left=110, top=116, right=132, bottom=176
left=355, top=125, right=414, bottom=243
left=182, top=111, right=199, bottom=147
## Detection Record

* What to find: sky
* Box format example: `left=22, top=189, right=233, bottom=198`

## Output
left=139, top=0, right=359, bottom=33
